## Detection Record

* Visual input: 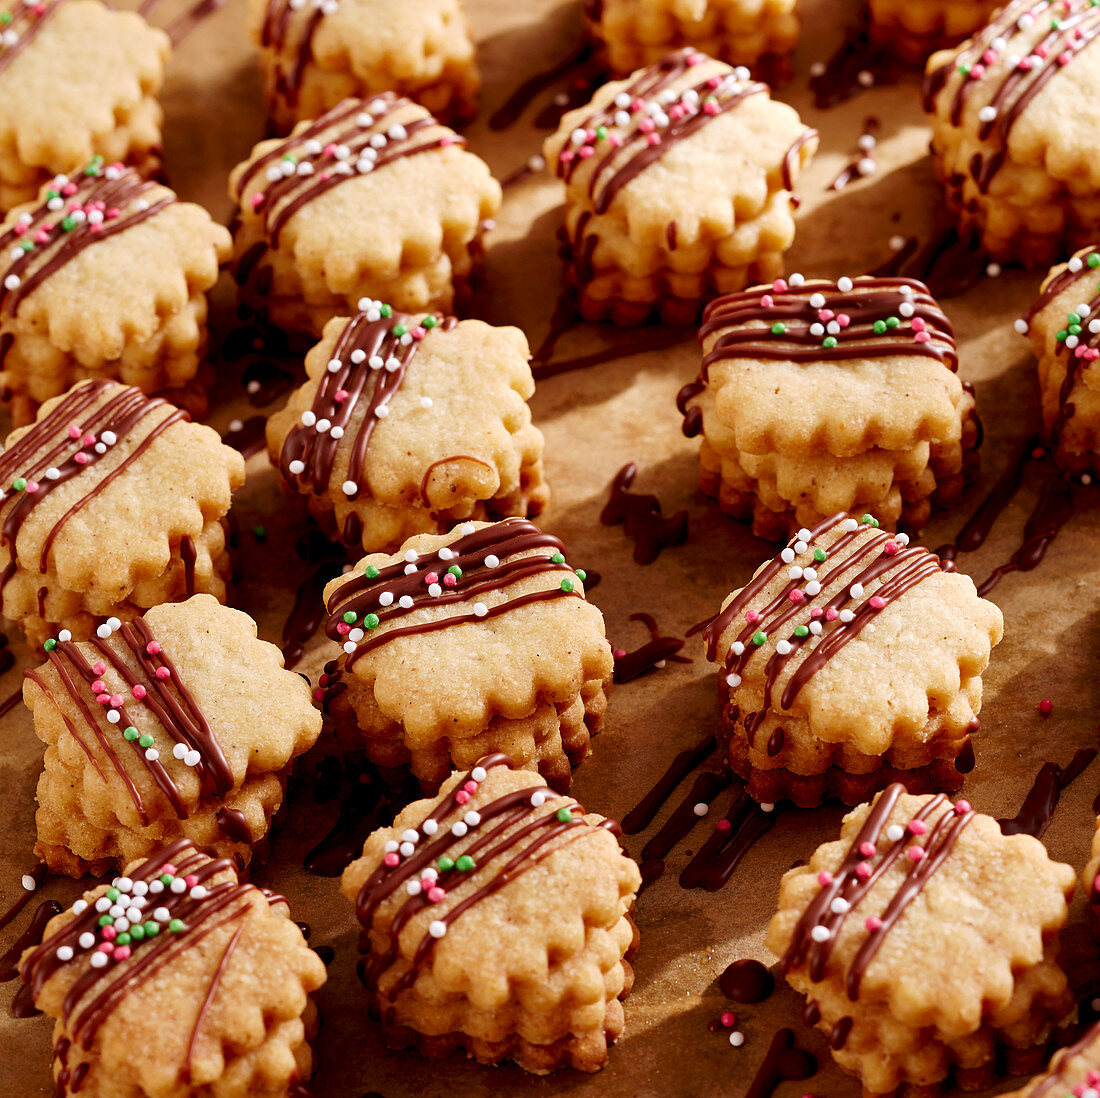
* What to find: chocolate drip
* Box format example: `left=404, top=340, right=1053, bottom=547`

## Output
left=215, top=807, right=252, bottom=845
left=612, top=612, right=691, bottom=684
left=0, top=900, right=61, bottom=981
left=259, top=0, right=327, bottom=111
left=809, top=10, right=904, bottom=109
left=0, top=864, right=48, bottom=935
left=782, top=129, right=818, bottom=191
left=600, top=462, right=689, bottom=564
left=998, top=748, right=1096, bottom=838
left=243, top=359, right=295, bottom=408
left=622, top=735, right=717, bottom=834
left=531, top=326, right=689, bottom=381
left=640, top=771, right=732, bottom=863
left=180, top=536, right=196, bottom=597
left=679, top=788, right=776, bottom=891
left=830, top=1015, right=854, bottom=1049
left=279, top=308, right=457, bottom=518
left=281, top=530, right=345, bottom=670
left=222, top=415, right=268, bottom=459
left=161, top=0, right=226, bottom=45
left=0, top=685, right=19, bottom=720
left=488, top=40, right=598, bottom=131
left=829, top=117, right=880, bottom=192
left=744, top=1028, right=817, bottom=1098
left=869, top=225, right=988, bottom=300
left=718, top=958, right=774, bottom=1003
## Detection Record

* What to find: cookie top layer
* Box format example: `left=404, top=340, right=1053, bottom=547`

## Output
left=923, top=0, right=1100, bottom=191
left=543, top=49, right=816, bottom=248
left=267, top=304, right=540, bottom=543
left=341, top=754, right=640, bottom=1008
left=679, top=274, right=964, bottom=456
left=767, top=785, right=1075, bottom=1035
left=0, top=379, right=244, bottom=611
left=20, top=840, right=326, bottom=1089
left=0, top=0, right=168, bottom=180
left=704, top=513, right=1003, bottom=754
left=321, top=518, right=612, bottom=741
left=1001, top=1020, right=1100, bottom=1098
left=23, top=594, right=321, bottom=828
left=230, top=95, right=499, bottom=279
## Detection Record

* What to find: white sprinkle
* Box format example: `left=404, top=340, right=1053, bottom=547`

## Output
left=802, top=568, right=817, bottom=582
left=356, top=113, right=373, bottom=128
left=898, top=302, right=915, bottom=318
left=247, top=381, right=261, bottom=394
left=895, top=533, right=910, bottom=546
left=1067, top=336, right=1079, bottom=349
left=471, top=766, right=487, bottom=781
left=850, top=583, right=864, bottom=598
left=429, top=920, right=447, bottom=938
left=760, top=802, right=775, bottom=813
left=297, top=161, right=314, bottom=177
left=460, top=523, right=476, bottom=535
left=348, top=628, right=364, bottom=642
left=379, top=592, right=394, bottom=607
left=731, top=641, right=745, bottom=656
left=57, top=629, right=71, bottom=642
left=776, top=640, right=792, bottom=656
left=857, top=158, right=877, bottom=177
left=384, top=840, right=399, bottom=853
left=842, top=518, right=859, bottom=532
left=56, top=946, right=73, bottom=962
left=399, top=841, right=415, bottom=857
left=184, top=750, right=200, bottom=767
left=72, top=899, right=88, bottom=914
left=781, top=547, right=795, bottom=563
left=889, top=235, right=906, bottom=252
left=1078, top=304, right=1092, bottom=318
left=170, top=878, right=187, bottom=895
left=419, top=396, right=433, bottom=409
left=107, top=710, right=121, bottom=724
left=368, top=355, right=384, bottom=370
left=809, top=323, right=825, bottom=338
left=428, top=583, right=441, bottom=597
left=126, top=906, right=141, bottom=922
left=810, top=61, right=826, bottom=77
left=385, top=356, right=402, bottom=372
left=1069, top=256, right=1084, bottom=273
left=789, top=274, right=804, bottom=288
left=451, top=821, right=468, bottom=837
left=330, top=425, right=345, bottom=441
left=978, top=106, right=997, bottom=123
left=44, top=467, right=60, bottom=480
left=343, top=641, right=357, bottom=654
left=300, top=410, right=316, bottom=427
left=805, top=580, right=822, bottom=596
left=149, top=881, right=164, bottom=895
left=153, top=906, right=170, bottom=923
left=400, top=829, right=418, bottom=844
left=398, top=595, right=414, bottom=608
left=614, top=110, right=631, bottom=127
left=484, top=554, right=500, bottom=568
left=403, top=563, right=417, bottom=575
left=107, top=617, right=121, bottom=631
left=315, top=418, right=331, bottom=434
left=109, top=903, right=125, bottom=919
left=530, top=791, right=547, bottom=807
left=350, top=349, right=366, bottom=365
left=173, top=743, right=188, bottom=760
left=375, top=404, right=390, bottom=418
left=726, top=673, right=741, bottom=688
left=464, top=811, right=481, bottom=827
left=288, top=459, right=305, bottom=475
left=90, top=953, right=108, bottom=969
left=369, top=134, right=387, bottom=149
left=857, top=69, right=874, bottom=87
left=78, top=932, right=95, bottom=949
left=423, top=819, right=438, bottom=835
left=886, top=824, right=904, bottom=841
left=131, top=883, right=147, bottom=898
left=789, top=566, right=803, bottom=580
left=96, top=625, right=111, bottom=640
left=1083, top=474, right=1094, bottom=486
left=439, top=548, right=454, bottom=561
left=837, top=276, right=854, bottom=292
left=114, top=918, right=130, bottom=934
left=406, top=879, right=422, bottom=896
left=839, top=609, right=855, bottom=623
left=794, top=540, right=808, bottom=554
left=830, top=897, right=851, bottom=914
left=985, top=263, right=1002, bottom=277
left=729, top=1031, right=745, bottom=1047
left=809, top=621, right=822, bottom=635
left=473, top=602, right=488, bottom=617
left=857, top=134, right=876, bottom=152
left=3, top=274, right=19, bottom=290
left=810, top=925, right=832, bottom=943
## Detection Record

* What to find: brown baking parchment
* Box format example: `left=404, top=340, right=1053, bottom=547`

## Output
left=2, top=0, right=1100, bottom=1095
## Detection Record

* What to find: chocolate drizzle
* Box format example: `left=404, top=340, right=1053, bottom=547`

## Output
left=744, top=1028, right=817, bottom=1098
left=0, top=0, right=61, bottom=80
left=0, top=900, right=61, bottom=982
left=488, top=40, right=600, bottom=132
left=222, top=415, right=267, bottom=459
left=612, top=612, right=691, bottom=684
left=998, top=748, right=1096, bottom=838
left=600, top=462, right=689, bottom=564
left=281, top=531, right=345, bottom=671
left=718, top=958, right=774, bottom=1003
left=259, top=0, right=329, bottom=113
left=0, top=864, right=48, bottom=935
left=622, top=734, right=717, bottom=834
left=869, top=226, right=988, bottom=300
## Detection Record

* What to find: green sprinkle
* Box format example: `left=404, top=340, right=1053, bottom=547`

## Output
left=43, top=639, right=56, bottom=652
left=380, top=304, right=392, bottom=318
left=1070, top=324, right=1083, bottom=335
left=596, top=125, right=608, bottom=140
left=281, top=153, right=297, bottom=163
left=12, top=477, right=26, bottom=491
left=861, top=514, right=880, bottom=527
left=143, top=921, right=159, bottom=937
left=129, top=925, right=145, bottom=941
left=19, top=241, right=32, bottom=253
left=1057, top=329, right=1069, bottom=341
left=1089, top=254, right=1100, bottom=268
left=138, top=734, right=154, bottom=749
left=771, top=322, right=786, bottom=335
left=794, top=625, right=809, bottom=638
left=751, top=631, right=767, bottom=646
left=168, top=919, right=185, bottom=933
left=1069, top=313, right=1082, bottom=326
left=1051, top=16, right=1062, bottom=28
left=46, top=190, right=59, bottom=201
left=364, top=613, right=380, bottom=630
left=574, top=568, right=587, bottom=582
left=98, top=915, right=113, bottom=927
left=556, top=808, right=573, bottom=822
left=957, top=63, right=971, bottom=76
left=447, top=564, right=462, bottom=578
left=106, top=888, right=120, bottom=901
left=392, top=323, right=408, bottom=337
left=437, top=855, right=455, bottom=872
left=123, top=726, right=138, bottom=741
left=159, top=874, right=173, bottom=886
left=61, top=216, right=76, bottom=231
left=252, top=525, right=266, bottom=542
left=885, top=316, right=900, bottom=328
left=343, top=610, right=358, bottom=624
left=115, top=933, right=131, bottom=946
left=550, top=552, right=565, bottom=564
left=365, top=564, right=379, bottom=578
left=873, top=320, right=887, bottom=334
left=822, top=336, right=838, bottom=349
left=455, top=855, right=475, bottom=872
left=421, top=315, right=437, bottom=328
left=560, top=578, right=575, bottom=593
left=813, top=548, right=826, bottom=562
left=0, top=12, right=11, bottom=22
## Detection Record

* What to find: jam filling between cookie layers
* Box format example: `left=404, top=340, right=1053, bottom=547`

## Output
left=552, top=48, right=817, bottom=286
left=232, top=93, right=465, bottom=291
left=923, top=0, right=1100, bottom=195
left=704, top=513, right=950, bottom=743
left=676, top=275, right=958, bottom=439
left=19, top=839, right=287, bottom=1066
left=354, top=751, right=622, bottom=1003
left=279, top=303, right=458, bottom=528
left=318, top=516, right=588, bottom=699
left=1021, top=247, right=1100, bottom=444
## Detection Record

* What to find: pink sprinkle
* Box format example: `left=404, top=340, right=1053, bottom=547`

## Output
left=639, top=118, right=656, bottom=134
left=74, top=452, right=90, bottom=465
left=1035, top=44, right=1049, bottom=59
left=578, top=145, right=595, bottom=159
left=759, top=294, right=774, bottom=308
left=855, top=862, right=872, bottom=879
left=184, top=874, right=198, bottom=887
left=100, top=925, right=117, bottom=941
left=1094, top=876, right=1100, bottom=894
left=109, top=694, right=124, bottom=708
left=1059, top=50, right=1073, bottom=65
left=91, top=680, right=106, bottom=694
left=336, top=622, right=350, bottom=636
left=818, top=308, right=834, bottom=322
left=825, top=608, right=838, bottom=621
left=443, top=574, right=457, bottom=587
left=686, top=51, right=704, bottom=66
left=250, top=193, right=265, bottom=210
left=424, top=572, right=439, bottom=586
left=383, top=852, right=399, bottom=867
left=868, top=596, right=886, bottom=610
left=31, top=4, right=44, bottom=16
left=67, top=199, right=81, bottom=212
left=313, top=687, right=324, bottom=702
left=96, top=694, right=111, bottom=706
left=859, top=841, right=876, bottom=857
left=865, top=916, right=882, bottom=932
left=669, top=104, right=686, bottom=120
left=836, top=314, right=851, bottom=328
left=720, top=1011, right=736, bottom=1027
left=910, top=317, right=926, bottom=332
left=970, top=63, right=986, bottom=78
left=463, top=780, right=478, bottom=793
left=88, top=223, right=102, bottom=234
left=82, top=432, right=95, bottom=447
left=613, top=647, right=626, bottom=658
left=706, top=76, right=721, bottom=88
left=906, top=845, right=925, bottom=862
left=411, top=325, right=426, bottom=340
left=334, top=389, right=348, bottom=403
left=1038, top=698, right=1053, bottom=714
left=318, top=171, right=331, bottom=182
left=631, top=98, right=645, bottom=112
left=146, top=641, right=161, bottom=655
left=585, top=129, right=597, bottom=142
left=913, top=331, right=931, bottom=343
left=323, top=143, right=337, bottom=156
left=772, top=279, right=788, bottom=293
left=67, top=424, right=82, bottom=440
left=1088, top=1072, right=1100, bottom=1088
left=106, top=208, right=120, bottom=220
left=317, top=674, right=328, bottom=688
left=560, top=150, right=575, bottom=164
left=155, top=667, right=170, bottom=681
left=646, top=133, right=661, bottom=146
left=716, top=819, right=731, bottom=832
left=817, top=871, right=833, bottom=886
left=608, top=134, right=623, bottom=147
left=427, top=886, right=445, bottom=903
left=162, top=864, right=176, bottom=875
left=883, top=540, right=899, bottom=556
left=702, top=101, right=719, bottom=115
left=92, top=662, right=106, bottom=675
left=12, top=223, right=24, bottom=236
left=982, top=49, right=997, bottom=64
left=744, top=610, right=760, bottom=623
left=809, top=608, right=823, bottom=619
left=112, top=945, right=131, bottom=962
left=788, top=589, right=804, bottom=603
left=97, top=941, right=113, bottom=953
left=61, top=182, right=77, bottom=197
left=23, top=480, right=37, bottom=493
left=33, top=229, right=49, bottom=244
left=1017, top=57, right=1032, bottom=71
left=908, top=820, right=927, bottom=835
left=455, top=790, right=470, bottom=804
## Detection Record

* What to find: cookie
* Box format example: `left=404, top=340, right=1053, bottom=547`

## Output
left=924, top=0, right=1100, bottom=266
left=703, top=513, right=1003, bottom=807
left=23, top=594, right=323, bottom=877
left=0, top=379, right=244, bottom=651
left=0, top=0, right=168, bottom=212
left=265, top=305, right=548, bottom=554
left=584, top=0, right=800, bottom=79
left=1020, top=245, right=1100, bottom=471
left=767, top=785, right=1076, bottom=1095
left=229, top=95, right=500, bottom=336
left=678, top=274, right=981, bottom=539
left=1001, top=1022, right=1100, bottom=1098
left=868, top=0, right=1001, bottom=61
left=340, top=754, right=641, bottom=1073
left=19, top=840, right=326, bottom=1097
left=250, top=0, right=479, bottom=132
left=318, top=518, right=613, bottom=792
left=0, top=160, right=231, bottom=425
left=542, top=49, right=817, bottom=326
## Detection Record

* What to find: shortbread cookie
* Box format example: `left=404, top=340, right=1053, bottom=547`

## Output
left=0, top=0, right=168, bottom=212
left=924, top=0, right=1100, bottom=266
left=869, top=0, right=1000, bottom=61
left=0, top=160, right=230, bottom=425
left=703, top=513, right=1003, bottom=807
left=679, top=274, right=981, bottom=539
left=0, top=379, right=244, bottom=650
left=1020, top=245, right=1100, bottom=471
left=767, top=785, right=1076, bottom=1096
left=1084, top=813, right=1100, bottom=921
left=340, top=754, right=641, bottom=1073
left=542, top=49, right=817, bottom=326
left=1001, top=1021, right=1100, bottom=1098
left=229, top=96, right=500, bottom=335
left=267, top=306, right=547, bottom=553
left=585, top=0, right=800, bottom=78
left=250, top=0, right=479, bottom=132
left=24, top=595, right=322, bottom=877
left=19, top=840, right=326, bottom=1097
left=319, top=518, right=613, bottom=792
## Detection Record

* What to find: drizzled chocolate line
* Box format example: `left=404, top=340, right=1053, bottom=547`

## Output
left=235, top=96, right=463, bottom=248
left=780, top=785, right=975, bottom=1000
left=322, top=517, right=580, bottom=673
left=0, top=0, right=62, bottom=80
left=19, top=841, right=265, bottom=1049
left=356, top=753, right=619, bottom=999
left=260, top=0, right=327, bottom=111
left=923, top=0, right=1100, bottom=193
left=279, top=308, right=457, bottom=513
